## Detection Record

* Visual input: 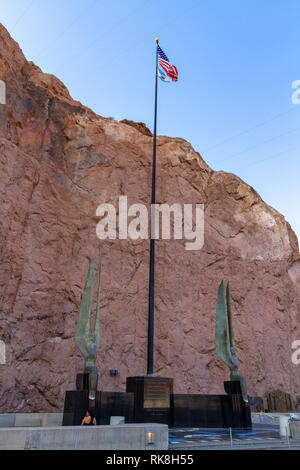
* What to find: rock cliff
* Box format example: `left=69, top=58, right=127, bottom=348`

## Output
left=0, top=24, right=299, bottom=412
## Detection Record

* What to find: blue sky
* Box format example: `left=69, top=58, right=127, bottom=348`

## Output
left=1, top=0, right=300, bottom=241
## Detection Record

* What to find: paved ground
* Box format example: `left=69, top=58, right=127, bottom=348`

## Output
left=169, top=426, right=300, bottom=450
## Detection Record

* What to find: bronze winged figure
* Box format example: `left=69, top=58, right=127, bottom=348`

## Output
left=75, top=255, right=102, bottom=400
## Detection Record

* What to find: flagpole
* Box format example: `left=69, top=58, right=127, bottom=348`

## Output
left=147, top=38, right=159, bottom=377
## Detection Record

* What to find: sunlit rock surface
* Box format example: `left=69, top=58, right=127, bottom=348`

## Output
left=0, top=24, right=299, bottom=412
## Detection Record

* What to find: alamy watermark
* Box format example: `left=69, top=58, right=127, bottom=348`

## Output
left=291, top=80, right=300, bottom=104
left=0, top=340, right=5, bottom=365
left=291, top=340, right=300, bottom=365
left=0, top=80, right=6, bottom=105
left=95, top=196, right=204, bottom=251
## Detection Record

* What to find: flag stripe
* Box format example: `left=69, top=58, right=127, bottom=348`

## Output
left=157, top=44, right=178, bottom=82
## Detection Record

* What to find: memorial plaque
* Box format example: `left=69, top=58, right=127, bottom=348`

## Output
left=144, top=381, right=170, bottom=408
left=266, top=390, right=294, bottom=412
left=126, top=376, right=173, bottom=425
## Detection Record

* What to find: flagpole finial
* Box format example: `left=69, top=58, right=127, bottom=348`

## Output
left=155, top=38, right=159, bottom=44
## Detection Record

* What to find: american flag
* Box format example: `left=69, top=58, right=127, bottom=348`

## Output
left=158, top=45, right=178, bottom=82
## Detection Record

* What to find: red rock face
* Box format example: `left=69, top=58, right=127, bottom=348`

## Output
left=0, top=24, right=300, bottom=412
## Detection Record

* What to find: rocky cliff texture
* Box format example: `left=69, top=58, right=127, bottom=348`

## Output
left=0, top=24, right=300, bottom=412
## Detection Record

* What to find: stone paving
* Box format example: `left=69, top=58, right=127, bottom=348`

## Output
left=169, top=425, right=300, bottom=450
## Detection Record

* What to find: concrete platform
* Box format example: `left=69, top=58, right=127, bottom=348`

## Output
left=0, top=423, right=168, bottom=450
left=0, top=413, right=63, bottom=428
left=251, top=412, right=300, bottom=425
left=168, top=425, right=300, bottom=450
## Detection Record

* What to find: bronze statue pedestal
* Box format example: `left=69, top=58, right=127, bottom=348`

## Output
left=76, top=373, right=98, bottom=393
left=224, top=380, right=252, bottom=428
left=62, top=372, right=134, bottom=426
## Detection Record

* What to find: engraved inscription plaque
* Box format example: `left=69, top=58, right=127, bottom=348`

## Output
left=144, top=381, right=170, bottom=409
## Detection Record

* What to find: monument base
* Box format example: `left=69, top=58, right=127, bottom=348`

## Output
left=224, top=380, right=252, bottom=428
left=62, top=390, right=134, bottom=426
left=171, top=393, right=251, bottom=428
left=224, top=380, right=244, bottom=395
left=126, top=376, right=173, bottom=425
left=63, top=374, right=134, bottom=426
left=126, top=377, right=251, bottom=428
left=63, top=375, right=252, bottom=428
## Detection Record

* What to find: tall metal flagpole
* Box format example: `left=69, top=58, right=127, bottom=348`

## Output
left=147, top=38, right=159, bottom=376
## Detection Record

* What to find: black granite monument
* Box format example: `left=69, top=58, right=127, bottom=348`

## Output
left=126, top=376, right=173, bottom=425
left=63, top=373, right=134, bottom=426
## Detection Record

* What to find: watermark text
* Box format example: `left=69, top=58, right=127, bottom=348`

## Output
left=96, top=196, right=204, bottom=251
left=291, top=340, right=300, bottom=364
left=291, top=80, right=300, bottom=105
left=0, top=80, right=6, bottom=105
